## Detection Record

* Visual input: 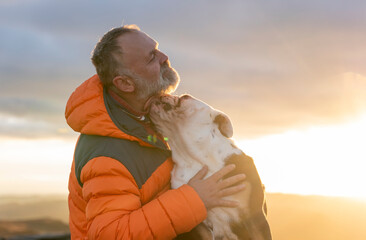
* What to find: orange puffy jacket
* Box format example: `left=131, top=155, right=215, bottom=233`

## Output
left=66, top=75, right=207, bottom=240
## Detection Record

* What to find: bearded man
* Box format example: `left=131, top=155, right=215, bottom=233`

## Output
left=66, top=25, right=246, bottom=239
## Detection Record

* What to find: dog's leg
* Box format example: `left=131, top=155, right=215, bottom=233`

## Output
left=174, top=222, right=213, bottom=240
left=208, top=209, right=240, bottom=240
left=195, top=222, right=214, bottom=240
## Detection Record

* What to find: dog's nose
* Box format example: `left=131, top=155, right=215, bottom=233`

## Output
left=144, top=96, right=160, bottom=111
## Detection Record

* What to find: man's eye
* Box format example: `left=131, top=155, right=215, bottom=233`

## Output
left=150, top=53, right=156, bottom=62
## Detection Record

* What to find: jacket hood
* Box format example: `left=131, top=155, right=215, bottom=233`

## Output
left=65, top=75, right=152, bottom=146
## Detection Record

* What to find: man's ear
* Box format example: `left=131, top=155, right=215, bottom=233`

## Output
left=112, top=75, right=135, bottom=93
left=213, top=110, right=233, bottom=138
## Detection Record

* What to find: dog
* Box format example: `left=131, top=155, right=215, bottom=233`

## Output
left=149, top=94, right=272, bottom=240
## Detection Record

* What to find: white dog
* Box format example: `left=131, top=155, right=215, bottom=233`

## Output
left=149, top=94, right=271, bottom=240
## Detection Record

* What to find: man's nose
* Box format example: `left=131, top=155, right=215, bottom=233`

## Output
left=158, top=51, right=169, bottom=65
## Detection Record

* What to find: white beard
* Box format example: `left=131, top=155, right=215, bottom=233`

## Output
left=134, top=63, right=180, bottom=100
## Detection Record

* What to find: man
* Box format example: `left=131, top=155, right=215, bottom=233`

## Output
left=66, top=25, right=246, bottom=239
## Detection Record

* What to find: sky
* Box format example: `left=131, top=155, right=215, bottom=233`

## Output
left=0, top=0, right=365, bottom=198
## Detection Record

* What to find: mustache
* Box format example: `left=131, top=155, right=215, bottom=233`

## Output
left=161, top=60, right=171, bottom=71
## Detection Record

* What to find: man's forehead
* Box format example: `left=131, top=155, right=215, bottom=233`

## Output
left=117, top=31, right=157, bottom=53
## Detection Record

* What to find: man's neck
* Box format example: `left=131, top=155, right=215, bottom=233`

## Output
left=108, top=88, right=148, bottom=117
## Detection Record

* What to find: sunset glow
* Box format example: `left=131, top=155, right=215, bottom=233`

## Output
left=237, top=114, right=366, bottom=199
left=1, top=114, right=365, bottom=199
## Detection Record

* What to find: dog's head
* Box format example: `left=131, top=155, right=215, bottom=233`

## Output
left=149, top=94, right=233, bottom=145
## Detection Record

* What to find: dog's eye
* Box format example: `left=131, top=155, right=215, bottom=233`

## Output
left=163, top=103, right=172, bottom=111
left=176, top=98, right=182, bottom=108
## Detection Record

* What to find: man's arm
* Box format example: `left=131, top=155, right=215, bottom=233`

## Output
left=81, top=156, right=207, bottom=240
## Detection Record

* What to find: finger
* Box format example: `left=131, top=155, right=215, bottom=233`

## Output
left=218, top=174, right=246, bottom=189
left=215, top=199, right=240, bottom=208
left=191, top=165, right=208, bottom=181
left=209, top=164, right=236, bottom=181
left=218, top=184, right=246, bottom=197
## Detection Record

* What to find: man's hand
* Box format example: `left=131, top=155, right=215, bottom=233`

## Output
left=188, top=164, right=246, bottom=210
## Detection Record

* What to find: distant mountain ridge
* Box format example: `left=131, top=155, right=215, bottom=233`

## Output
left=0, top=196, right=68, bottom=224
left=266, top=193, right=366, bottom=240
left=0, top=218, right=69, bottom=238
left=1, top=193, right=366, bottom=240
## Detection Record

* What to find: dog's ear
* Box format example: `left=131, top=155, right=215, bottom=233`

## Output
left=213, top=110, right=233, bottom=138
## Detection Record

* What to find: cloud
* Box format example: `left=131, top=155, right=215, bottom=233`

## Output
left=0, top=97, right=61, bottom=119
left=0, top=113, right=76, bottom=139
left=0, top=97, right=77, bottom=139
left=1, top=0, right=366, bottom=139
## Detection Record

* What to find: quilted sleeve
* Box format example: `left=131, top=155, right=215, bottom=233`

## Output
left=80, top=156, right=207, bottom=240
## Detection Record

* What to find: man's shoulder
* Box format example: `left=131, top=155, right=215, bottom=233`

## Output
left=75, top=134, right=134, bottom=159
left=74, top=134, right=171, bottom=188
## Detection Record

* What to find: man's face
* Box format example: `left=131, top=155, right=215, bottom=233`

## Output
left=116, top=31, right=180, bottom=100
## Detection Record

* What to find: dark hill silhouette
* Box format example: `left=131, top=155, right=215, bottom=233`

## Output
left=0, top=196, right=68, bottom=224
left=1, top=194, right=366, bottom=239
left=0, top=219, right=69, bottom=239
